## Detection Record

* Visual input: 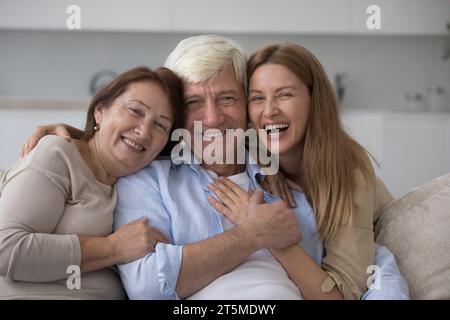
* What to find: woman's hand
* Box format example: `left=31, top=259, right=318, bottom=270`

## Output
left=261, top=171, right=297, bottom=208
left=108, top=218, right=169, bottom=264
left=20, top=123, right=79, bottom=158
left=207, top=177, right=259, bottom=225
left=207, top=177, right=302, bottom=247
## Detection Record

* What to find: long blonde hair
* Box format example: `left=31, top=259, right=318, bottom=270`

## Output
left=248, top=43, right=376, bottom=240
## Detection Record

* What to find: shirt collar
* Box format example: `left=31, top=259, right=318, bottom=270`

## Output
left=169, top=140, right=274, bottom=187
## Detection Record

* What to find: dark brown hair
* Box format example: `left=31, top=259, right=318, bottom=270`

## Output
left=248, top=43, right=375, bottom=240
left=84, top=66, right=184, bottom=155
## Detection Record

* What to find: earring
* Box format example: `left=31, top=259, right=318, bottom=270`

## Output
left=94, top=123, right=99, bottom=131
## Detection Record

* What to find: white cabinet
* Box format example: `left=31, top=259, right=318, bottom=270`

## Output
left=446, top=123, right=450, bottom=171
left=0, top=0, right=171, bottom=32
left=79, top=0, right=170, bottom=32
left=342, top=110, right=450, bottom=197
left=341, top=111, right=384, bottom=175
left=0, top=0, right=67, bottom=30
left=1, top=0, right=448, bottom=35
left=382, top=113, right=449, bottom=197
left=171, top=0, right=350, bottom=34
left=349, top=0, right=450, bottom=35
left=0, top=101, right=86, bottom=170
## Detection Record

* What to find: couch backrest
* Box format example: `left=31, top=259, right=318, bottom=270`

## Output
left=375, top=173, right=450, bottom=299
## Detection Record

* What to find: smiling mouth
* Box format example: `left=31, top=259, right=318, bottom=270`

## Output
left=202, top=129, right=226, bottom=138
left=121, top=136, right=146, bottom=152
left=263, top=123, right=290, bottom=135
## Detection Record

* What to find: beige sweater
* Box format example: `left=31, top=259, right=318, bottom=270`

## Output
left=0, top=136, right=125, bottom=299
left=321, top=170, right=394, bottom=299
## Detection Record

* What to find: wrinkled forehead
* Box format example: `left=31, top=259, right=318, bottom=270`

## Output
left=182, top=65, right=246, bottom=98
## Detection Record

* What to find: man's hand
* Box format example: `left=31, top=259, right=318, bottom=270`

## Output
left=247, top=192, right=301, bottom=250
left=20, top=123, right=75, bottom=158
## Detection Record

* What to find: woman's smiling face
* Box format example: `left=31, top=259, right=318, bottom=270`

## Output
left=248, top=63, right=310, bottom=157
left=94, top=81, right=173, bottom=176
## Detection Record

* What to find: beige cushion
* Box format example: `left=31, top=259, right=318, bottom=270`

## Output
left=374, top=173, right=450, bottom=299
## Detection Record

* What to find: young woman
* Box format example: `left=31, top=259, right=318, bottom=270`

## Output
left=0, top=66, right=184, bottom=299
left=207, top=43, right=407, bottom=299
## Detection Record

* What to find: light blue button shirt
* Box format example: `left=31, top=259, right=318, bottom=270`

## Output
left=114, top=158, right=322, bottom=300
left=114, top=157, right=409, bottom=300
left=362, top=244, right=409, bottom=300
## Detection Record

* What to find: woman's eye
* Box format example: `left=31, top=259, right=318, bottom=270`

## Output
left=185, top=100, right=202, bottom=109
left=278, top=92, right=293, bottom=98
left=129, top=107, right=144, bottom=116
left=154, top=122, right=166, bottom=131
left=249, top=95, right=264, bottom=103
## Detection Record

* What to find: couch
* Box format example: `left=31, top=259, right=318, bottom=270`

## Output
left=375, top=172, right=450, bottom=299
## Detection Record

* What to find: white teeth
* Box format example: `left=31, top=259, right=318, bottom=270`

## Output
left=203, top=129, right=224, bottom=138
left=264, top=123, right=290, bottom=131
left=122, top=137, right=144, bottom=151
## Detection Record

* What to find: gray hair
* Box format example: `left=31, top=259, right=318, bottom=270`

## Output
left=164, top=35, right=248, bottom=92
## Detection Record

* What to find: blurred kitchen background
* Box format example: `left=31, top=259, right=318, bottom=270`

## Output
left=1, top=0, right=449, bottom=197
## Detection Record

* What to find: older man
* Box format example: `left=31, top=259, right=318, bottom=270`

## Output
left=113, top=35, right=314, bottom=300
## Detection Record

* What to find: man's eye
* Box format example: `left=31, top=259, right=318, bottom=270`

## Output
left=185, top=100, right=202, bottom=109
left=218, top=96, right=237, bottom=105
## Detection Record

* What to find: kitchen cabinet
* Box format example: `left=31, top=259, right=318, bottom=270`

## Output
left=342, top=110, right=450, bottom=197
left=349, top=0, right=450, bottom=35
left=0, top=0, right=171, bottom=32
left=79, top=0, right=171, bottom=32
left=1, top=0, right=448, bottom=35
left=0, top=99, right=86, bottom=170
left=171, top=0, right=350, bottom=34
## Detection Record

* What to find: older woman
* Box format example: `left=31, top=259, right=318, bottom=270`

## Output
left=0, top=66, right=184, bottom=299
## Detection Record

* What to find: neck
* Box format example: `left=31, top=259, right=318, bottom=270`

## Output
left=202, top=163, right=246, bottom=177
left=279, top=143, right=304, bottom=185
left=82, top=138, right=117, bottom=186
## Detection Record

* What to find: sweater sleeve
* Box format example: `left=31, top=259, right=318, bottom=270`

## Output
left=0, top=167, right=81, bottom=282
left=320, top=172, right=392, bottom=300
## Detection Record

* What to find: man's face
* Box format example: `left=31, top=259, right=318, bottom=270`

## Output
left=183, top=64, right=248, bottom=163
